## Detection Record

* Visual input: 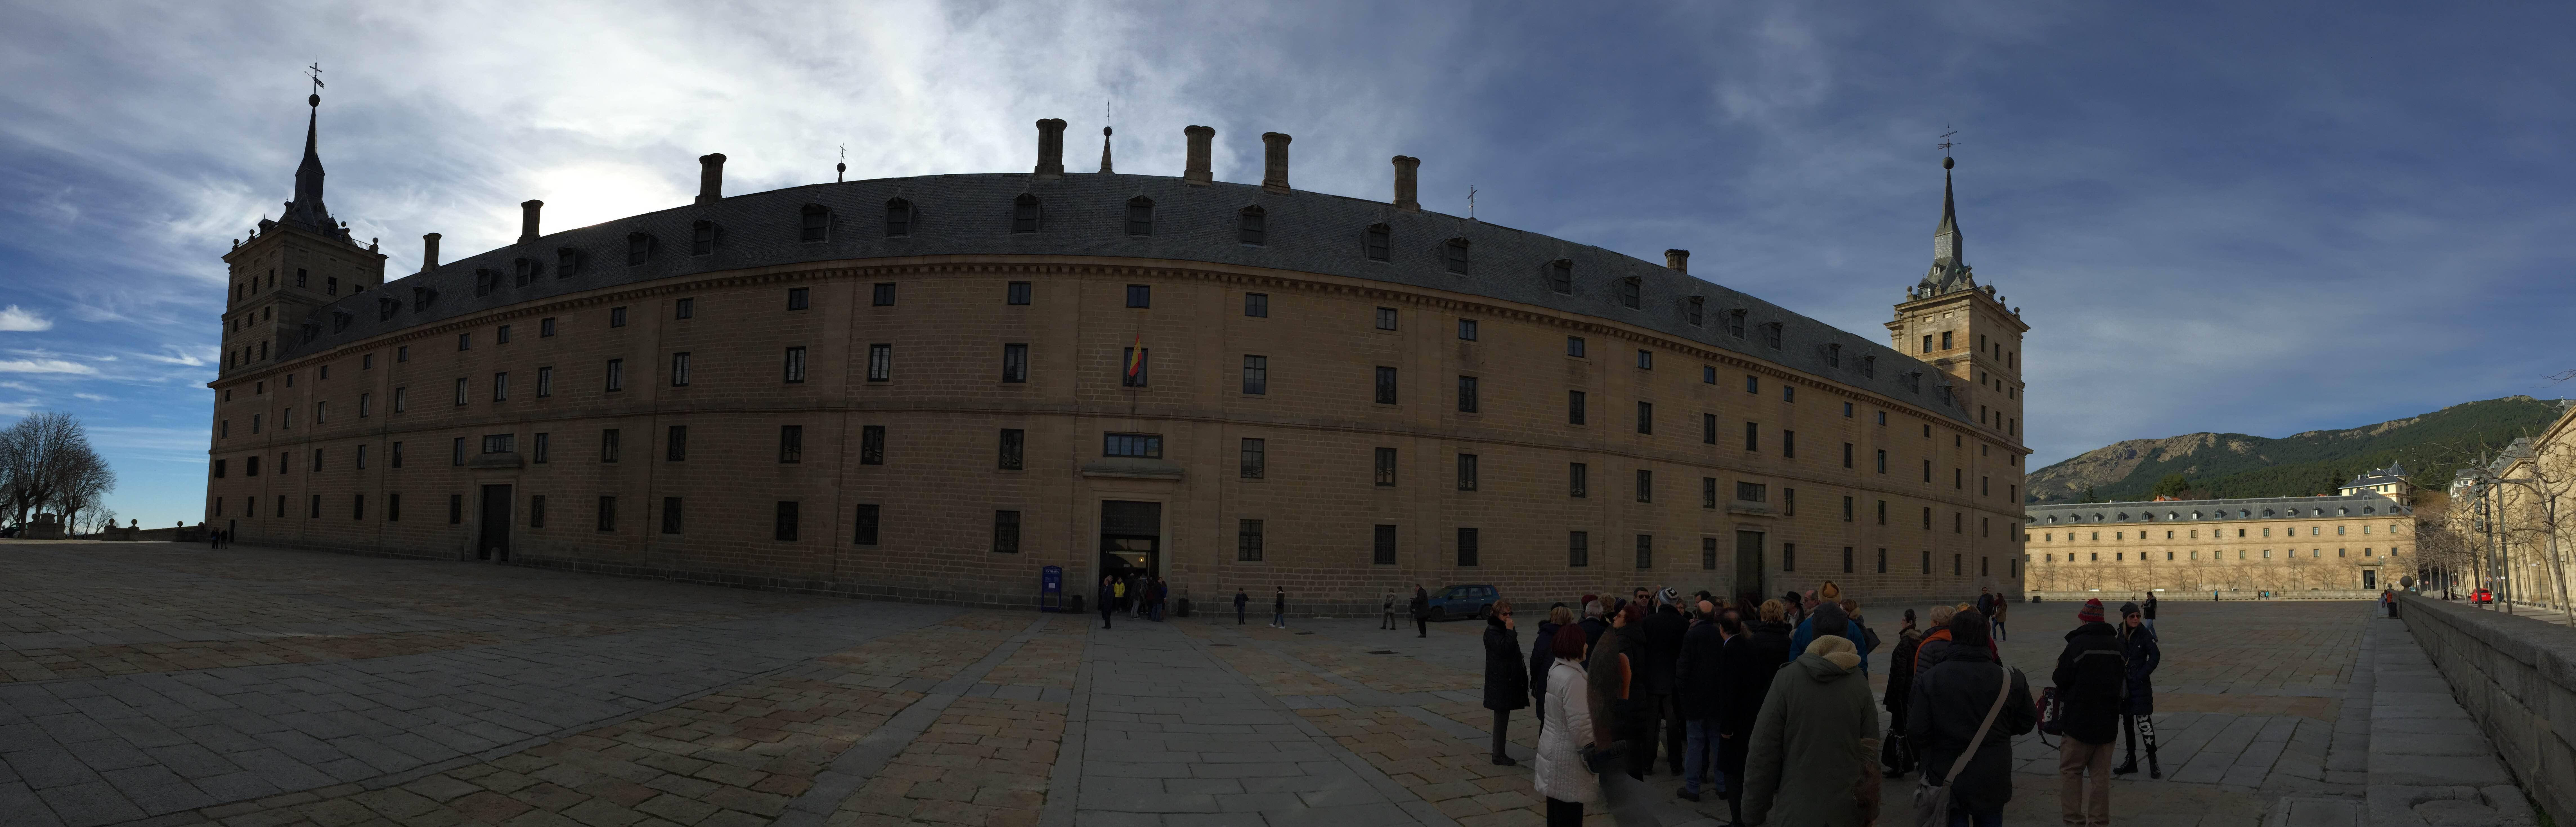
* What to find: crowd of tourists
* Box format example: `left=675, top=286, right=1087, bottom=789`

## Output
left=1468, top=581, right=2163, bottom=827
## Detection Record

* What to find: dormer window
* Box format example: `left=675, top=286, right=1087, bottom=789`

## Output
left=1123, top=197, right=1154, bottom=237
left=1825, top=343, right=1841, bottom=367
left=1547, top=260, right=1573, bottom=294
left=1862, top=356, right=1876, bottom=378
left=1936, top=385, right=1952, bottom=405
left=474, top=269, right=497, bottom=297
left=1013, top=194, right=1042, bottom=233
left=690, top=220, right=717, bottom=255
left=513, top=258, right=537, bottom=286
left=1619, top=277, right=1640, bottom=309
left=326, top=277, right=339, bottom=296
left=885, top=199, right=914, bottom=237
left=301, top=323, right=318, bottom=343
left=1238, top=206, right=1265, bottom=245
left=1902, top=372, right=1921, bottom=392
left=378, top=298, right=399, bottom=321
left=1686, top=296, right=1705, bottom=326
left=557, top=248, right=583, bottom=278
left=1727, top=309, right=1747, bottom=337
left=332, top=313, right=351, bottom=334
left=800, top=204, right=830, bottom=242
left=1444, top=239, right=1469, bottom=274
left=1760, top=322, right=1783, bottom=349
left=1365, top=224, right=1391, bottom=262
left=626, top=233, right=654, bottom=266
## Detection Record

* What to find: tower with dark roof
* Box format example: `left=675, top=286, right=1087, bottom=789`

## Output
left=1887, top=156, right=2031, bottom=453
left=214, top=91, right=385, bottom=377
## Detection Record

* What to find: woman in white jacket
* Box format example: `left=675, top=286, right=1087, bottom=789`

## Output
left=1534, top=623, right=1599, bottom=826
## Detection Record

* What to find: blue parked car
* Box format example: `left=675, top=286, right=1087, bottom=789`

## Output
left=1426, top=584, right=1501, bottom=621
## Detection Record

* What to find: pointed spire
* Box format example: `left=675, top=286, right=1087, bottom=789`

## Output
left=1099, top=126, right=1114, bottom=174
left=282, top=92, right=335, bottom=231
left=1933, top=156, right=1961, bottom=266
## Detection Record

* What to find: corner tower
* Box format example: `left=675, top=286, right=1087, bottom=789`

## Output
left=1887, top=156, right=2030, bottom=446
left=216, top=90, right=386, bottom=376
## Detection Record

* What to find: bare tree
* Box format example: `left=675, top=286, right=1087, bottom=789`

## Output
left=0, top=411, right=113, bottom=530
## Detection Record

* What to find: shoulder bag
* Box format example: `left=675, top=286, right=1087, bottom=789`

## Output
left=1914, top=665, right=2010, bottom=827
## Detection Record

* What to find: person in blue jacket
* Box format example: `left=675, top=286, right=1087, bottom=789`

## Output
left=1786, top=580, right=1870, bottom=680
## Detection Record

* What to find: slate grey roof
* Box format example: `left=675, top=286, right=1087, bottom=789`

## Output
left=2028, top=493, right=2411, bottom=526
left=271, top=170, right=1985, bottom=427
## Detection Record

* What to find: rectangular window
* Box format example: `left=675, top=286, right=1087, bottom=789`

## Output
left=590, top=496, right=609, bottom=531
left=1103, top=432, right=1162, bottom=458
left=451, top=437, right=466, bottom=466
left=1457, top=318, right=1478, bottom=341
left=1703, top=477, right=1718, bottom=509
left=1877, top=548, right=1888, bottom=573
left=1121, top=347, right=1148, bottom=387
left=600, top=429, right=620, bottom=462
left=773, top=502, right=801, bottom=542
left=868, top=344, right=892, bottom=382
left=605, top=359, right=624, bottom=392
left=1239, top=438, right=1265, bottom=478
left=311, top=448, right=325, bottom=471
left=1566, top=336, right=1586, bottom=357
left=538, top=317, right=556, bottom=338
left=610, top=306, right=628, bottom=327
left=787, top=287, right=810, bottom=311
left=391, top=442, right=403, bottom=468
left=670, top=353, right=690, bottom=387
left=309, top=494, right=322, bottom=518
left=532, top=433, right=549, bottom=464
left=1635, top=469, right=1653, bottom=502
left=1743, top=421, right=1758, bottom=451
left=1844, top=496, right=1855, bottom=521
left=1368, top=225, right=1392, bottom=260
left=872, top=283, right=896, bottom=306
left=1843, top=546, right=1854, bottom=574
left=1923, top=549, right=1933, bottom=573
left=861, top=425, right=886, bottom=464
left=1373, top=524, right=1398, bottom=565
left=1569, top=390, right=1587, bottom=425
left=853, top=504, right=880, bottom=545
left=1000, top=344, right=1026, bottom=383
left=1737, top=482, right=1766, bottom=503
left=1703, top=413, right=1717, bottom=445
left=1635, top=534, right=1653, bottom=569
left=1570, top=463, right=1588, bottom=497
left=314, top=401, right=327, bottom=424
left=1126, top=284, right=1151, bottom=308
left=449, top=494, right=463, bottom=525
left=780, top=425, right=804, bottom=464
left=1877, top=449, right=1887, bottom=473
left=1375, top=307, right=1398, bottom=331
left=1782, top=430, right=1794, bottom=459
left=458, top=332, right=471, bottom=351
left=1457, top=376, right=1478, bottom=413
left=1375, top=366, right=1398, bottom=404
left=536, top=367, right=553, bottom=398
left=1745, top=375, right=1758, bottom=394
left=1244, top=293, right=1269, bottom=317
left=1568, top=531, right=1590, bottom=567
left=497, top=325, right=511, bottom=344
left=1242, top=356, right=1267, bottom=395
left=1783, top=488, right=1796, bottom=515
left=1374, top=447, right=1397, bottom=486
left=662, top=497, right=683, bottom=534
left=665, top=425, right=686, bottom=461
left=359, top=392, right=373, bottom=417
left=356, top=445, right=368, bottom=469
left=1636, top=401, right=1653, bottom=434
left=1238, top=519, right=1264, bottom=561
left=785, top=347, right=808, bottom=383
left=454, top=378, right=468, bottom=405
left=1457, top=453, right=1478, bottom=491
left=1702, top=537, right=1718, bottom=570
left=529, top=495, right=545, bottom=529
left=997, top=428, right=1023, bottom=470
left=1007, top=282, right=1031, bottom=305
left=1457, top=527, right=1480, bottom=567
left=1783, top=543, right=1796, bottom=572
left=1843, top=443, right=1854, bottom=469
left=385, top=493, right=400, bottom=522
left=493, top=372, right=509, bottom=401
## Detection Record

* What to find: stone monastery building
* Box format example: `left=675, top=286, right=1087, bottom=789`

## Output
left=208, top=93, right=2034, bottom=612
left=2024, top=462, right=2415, bottom=595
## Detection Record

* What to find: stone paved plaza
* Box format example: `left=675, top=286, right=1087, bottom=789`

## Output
left=0, top=541, right=2534, bottom=826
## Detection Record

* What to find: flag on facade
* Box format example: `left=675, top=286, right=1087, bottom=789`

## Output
left=1126, top=334, right=1144, bottom=379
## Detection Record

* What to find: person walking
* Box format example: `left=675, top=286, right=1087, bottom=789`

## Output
left=2141, top=592, right=2158, bottom=633
left=1882, top=608, right=1925, bottom=779
left=1272, top=586, right=1288, bottom=628
left=1483, top=600, right=1529, bottom=766
left=1382, top=591, right=1398, bottom=630
left=1531, top=605, right=1572, bottom=722
left=2380, top=588, right=2396, bottom=618
left=1098, top=576, right=1116, bottom=630
left=1642, top=588, right=1689, bottom=776
left=2053, top=598, right=2127, bottom=827
left=1907, top=612, right=2034, bottom=827
left=1535, top=624, right=1602, bottom=827
left=1234, top=588, right=1249, bottom=625
left=1587, top=603, right=1642, bottom=780
left=1674, top=599, right=1726, bottom=801
left=1715, top=600, right=1795, bottom=825
left=1411, top=585, right=1432, bottom=638
left=1740, top=603, right=1882, bottom=827
left=2113, top=602, right=2163, bottom=778
left=1991, top=594, right=2010, bottom=641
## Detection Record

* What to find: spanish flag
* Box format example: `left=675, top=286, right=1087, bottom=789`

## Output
left=1126, top=334, right=1144, bottom=379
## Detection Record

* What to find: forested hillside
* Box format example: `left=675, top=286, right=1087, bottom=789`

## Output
left=2026, top=396, right=2567, bottom=504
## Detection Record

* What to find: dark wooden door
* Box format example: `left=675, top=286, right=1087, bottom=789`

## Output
left=478, top=485, right=511, bottom=561
left=1734, top=530, right=1765, bottom=602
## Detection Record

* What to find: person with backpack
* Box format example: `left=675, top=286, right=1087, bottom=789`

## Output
left=2052, top=598, right=2126, bottom=827
left=1907, top=612, right=2034, bottom=827
left=1739, top=602, right=1881, bottom=826
left=2113, top=602, right=2162, bottom=778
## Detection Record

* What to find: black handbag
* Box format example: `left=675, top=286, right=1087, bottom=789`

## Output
left=2038, top=686, right=2066, bottom=736
left=1881, top=727, right=1915, bottom=775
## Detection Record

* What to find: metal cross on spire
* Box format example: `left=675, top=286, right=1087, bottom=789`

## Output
left=307, top=62, right=325, bottom=95
left=1467, top=184, right=1477, bottom=220
left=1937, top=125, right=1959, bottom=158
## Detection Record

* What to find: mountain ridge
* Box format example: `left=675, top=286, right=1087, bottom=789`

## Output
left=2026, top=396, right=2568, bottom=504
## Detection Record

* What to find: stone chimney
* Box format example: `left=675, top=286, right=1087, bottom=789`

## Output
left=1664, top=249, right=1689, bottom=274
left=420, top=233, right=441, bottom=273
left=1034, top=118, right=1068, bottom=177
left=1392, top=156, right=1421, bottom=212
left=696, top=154, right=726, bottom=204
left=1183, top=125, right=1215, bottom=185
left=1261, top=132, right=1291, bottom=193
left=519, top=200, right=544, bottom=244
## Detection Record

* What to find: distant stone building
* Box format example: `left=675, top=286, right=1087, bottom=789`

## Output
left=2025, top=485, right=2414, bottom=594
left=205, top=96, right=2033, bottom=611
left=2341, top=460, right=2413, bottom=505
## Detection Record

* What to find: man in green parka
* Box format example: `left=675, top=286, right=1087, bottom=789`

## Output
left=1741, top=602, right=1881, bottom=826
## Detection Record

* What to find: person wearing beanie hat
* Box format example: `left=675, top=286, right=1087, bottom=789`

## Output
left=1907, top=612, right=2034, bottom=826
left=2113, top=602, right=2163, bottom=778
left=2053, top=596, right=2126, bottom=826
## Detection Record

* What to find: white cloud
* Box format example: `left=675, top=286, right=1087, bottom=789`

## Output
left=72, top=393, right=109, bottom=402
left=0, top=358, right=95, bottom=374
left=0, top=305, right=50, bottom=332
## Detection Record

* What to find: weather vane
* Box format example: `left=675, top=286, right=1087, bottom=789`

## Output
left=836, top=143, right=847, bottom=182
left=1937, top=125, right=1959, bottom=158
left=1467, top=183, right=1477, bottom=220
left=306, top=62, right=325, bottom=95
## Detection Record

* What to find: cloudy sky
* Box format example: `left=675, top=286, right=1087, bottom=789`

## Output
left=3, top=2, right=2571, bottom=527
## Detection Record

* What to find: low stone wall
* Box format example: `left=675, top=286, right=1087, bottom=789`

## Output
left=2399, top=594, right=2576, bottom=825
left=2031, top=589, right=2383, bottom=602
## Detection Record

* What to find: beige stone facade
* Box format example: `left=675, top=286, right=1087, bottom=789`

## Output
left=205, top=112, right=2032, bottom=613
left=2023, top=493, right=2413, bottom=594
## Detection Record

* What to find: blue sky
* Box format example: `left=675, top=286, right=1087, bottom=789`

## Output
left=3, top=2, right=2571, bottom=528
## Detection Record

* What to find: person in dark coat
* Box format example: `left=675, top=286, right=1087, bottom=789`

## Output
left=1411, top=585, right=1432, bottom=638
left=1882, top=609, right=1924, bottom=777
left=1234, top=588, right=1249, bottom=624
left=1714, top=599, right=1795, bottom=824
left=2141, top=592, right=2159, bottom=634
left=1530, top=605, right=1570, bottom=721
left=1097, top=577, right=1115, bottom=629
left=1578, top=599, right=1610, bottom=651
left=2114, top=602, right=2162, bottom=778
left=1906, top=612, right=2034, bottom=827
left=2052, top=598, right=2125, bottom=827
left=1673, top=599, right=1727, bottom=801
left=1587, top=603, right=1644, bottom=780
left=1641, top=588, right=1689, bottom=776
left=1483, top=600, right=1529, bottom=766
left=1272, top=586, right=1288, bottom=628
